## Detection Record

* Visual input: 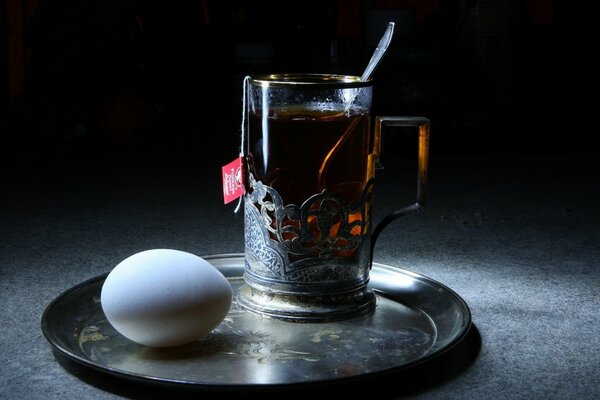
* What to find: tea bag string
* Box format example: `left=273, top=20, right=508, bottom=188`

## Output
left=240, top=75, right=250, bottom=159
left=234, top=75, right=251, bottom=213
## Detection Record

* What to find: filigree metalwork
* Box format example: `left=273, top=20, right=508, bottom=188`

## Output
left=244, top=173, right=374, bottom=282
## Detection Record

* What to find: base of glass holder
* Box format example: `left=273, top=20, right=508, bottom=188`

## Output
left=236, top=283, right=377, bottom=322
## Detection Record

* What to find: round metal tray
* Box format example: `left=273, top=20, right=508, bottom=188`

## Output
left=41, top=254, right=471, bottom=390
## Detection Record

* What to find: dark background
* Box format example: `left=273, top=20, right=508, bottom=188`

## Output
left=1, top=4, right=598, bottom=399
left=1, top=0, right=586, bottom=173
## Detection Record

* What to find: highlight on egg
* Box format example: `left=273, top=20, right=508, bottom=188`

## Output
left=100, top=249, right=233, bottom=347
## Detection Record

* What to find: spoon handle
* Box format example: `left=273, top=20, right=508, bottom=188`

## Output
left=360, top=22, right=395, bottom=81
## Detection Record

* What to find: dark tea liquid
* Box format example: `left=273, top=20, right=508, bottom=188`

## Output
left=248, top=107, right=373, bottom=207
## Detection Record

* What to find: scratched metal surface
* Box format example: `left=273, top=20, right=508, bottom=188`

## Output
left=41, top=254, right=470, bottom=388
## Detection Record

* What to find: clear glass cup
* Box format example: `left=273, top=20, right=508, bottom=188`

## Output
left=238, top=73, right=429, bottom=322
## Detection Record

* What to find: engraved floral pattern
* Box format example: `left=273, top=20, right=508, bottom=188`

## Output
left=244, top=173, right=373, bottom=281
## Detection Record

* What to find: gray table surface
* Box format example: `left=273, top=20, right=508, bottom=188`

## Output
left=1, top=145, right=598, bottom=399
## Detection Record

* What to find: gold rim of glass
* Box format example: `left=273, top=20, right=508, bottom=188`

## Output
left=249, top=73, right=372, bottom=88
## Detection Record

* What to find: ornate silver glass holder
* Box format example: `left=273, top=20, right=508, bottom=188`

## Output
left=238, top=175, right=377, bottom=322
left=238, top=115, right=430, bottom=323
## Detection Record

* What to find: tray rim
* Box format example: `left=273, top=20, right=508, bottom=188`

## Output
left=41, top=253, right=472, bottom=390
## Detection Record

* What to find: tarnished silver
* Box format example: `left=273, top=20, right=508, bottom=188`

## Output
left=41, top=254, right=472, bottom=390
left=239, top=174, right=376, bottom=321
left=239, top=73, right=430, bottom=322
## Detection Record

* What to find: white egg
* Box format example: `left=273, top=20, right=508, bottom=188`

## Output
left=100, top=249, right=232, bottom=347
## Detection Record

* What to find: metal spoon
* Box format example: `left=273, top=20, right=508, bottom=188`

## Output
left=344, top=21, right=395, bottom=111
left=361, top=22, right=395, bottom=81
left=318, top=22, right=395, bottom=189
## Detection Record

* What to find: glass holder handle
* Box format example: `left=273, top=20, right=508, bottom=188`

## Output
left=370, top=116, right=430, bottom=267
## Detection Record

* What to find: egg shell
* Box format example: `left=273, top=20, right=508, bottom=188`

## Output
left=100, top=249, right=232, bottom=347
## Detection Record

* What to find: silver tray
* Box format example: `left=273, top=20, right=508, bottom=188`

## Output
left=41, top=253, right=471, bottom=391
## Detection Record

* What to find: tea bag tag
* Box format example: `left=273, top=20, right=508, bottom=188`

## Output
left=222, top=76, right=251, bottom=210
left=221, top=156, right=246, bottom=204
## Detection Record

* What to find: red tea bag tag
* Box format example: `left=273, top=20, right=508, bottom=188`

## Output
left=222, top=157, right=246, bottom=204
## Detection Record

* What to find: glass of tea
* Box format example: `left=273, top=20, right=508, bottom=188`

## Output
left=238, top=73, right=429, bottom=322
